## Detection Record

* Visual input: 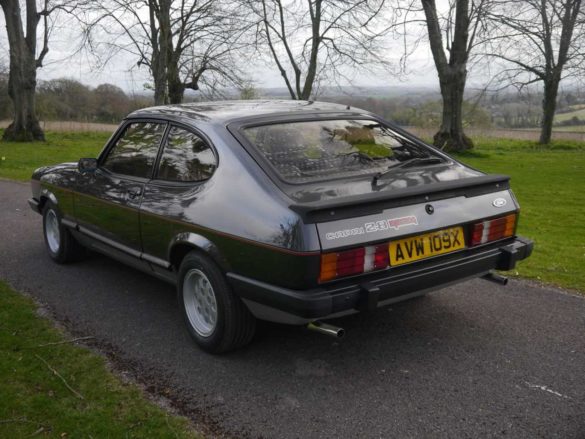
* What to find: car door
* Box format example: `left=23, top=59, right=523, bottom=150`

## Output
left=140, top=124, right=218, bottom=270
left=74, top=120, right=168, bottom=254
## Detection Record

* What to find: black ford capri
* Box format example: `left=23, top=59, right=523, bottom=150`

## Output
left=28, top=100, right=533, bottom=353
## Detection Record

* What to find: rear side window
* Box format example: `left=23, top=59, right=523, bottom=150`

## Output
left=242, top=120, right=434, bottom=183
left=102, top=122, right=166, bottom=178
left=157, top=126, right=217, bottom=182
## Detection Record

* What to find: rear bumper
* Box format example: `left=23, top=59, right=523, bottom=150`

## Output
left=228, top=236, right=534, bottom=324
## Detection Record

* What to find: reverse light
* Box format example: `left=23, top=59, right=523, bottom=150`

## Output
left=471, top=214, right=517, bottom=246
left=319, top=244, right=388, bottom=283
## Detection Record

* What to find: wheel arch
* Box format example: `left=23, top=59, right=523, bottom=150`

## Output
left=168, top=232, right=231, bottom=273
left=38, top=189, right=59, bottom=211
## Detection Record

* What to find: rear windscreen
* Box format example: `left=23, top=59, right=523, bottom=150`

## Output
left=242, top=119, right=436, bottom=183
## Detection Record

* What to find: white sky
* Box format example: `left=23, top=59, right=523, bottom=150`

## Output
left=0, top=1, right=486, bottom=95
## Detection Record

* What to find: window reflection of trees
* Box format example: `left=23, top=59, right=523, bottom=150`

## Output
left=244, top=120, right=430, bottom=183
left=102, top=122, right=166, bottom=178
left=158, top=127, right=217, bottom=182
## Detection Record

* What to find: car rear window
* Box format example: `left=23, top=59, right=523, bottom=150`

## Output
left=242, top=119, right=436, bottom=183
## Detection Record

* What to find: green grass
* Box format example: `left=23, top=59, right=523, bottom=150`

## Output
left=0, top=131, right=109, bottom=181
left=454, top=139, right=585, bottom=292
left=0, top=280, right=199, bottom=438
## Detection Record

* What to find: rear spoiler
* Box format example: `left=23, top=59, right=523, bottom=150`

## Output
left=290, top=174, right=511, bottom=223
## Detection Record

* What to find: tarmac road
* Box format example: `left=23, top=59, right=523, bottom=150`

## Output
left=1, top=179, right=584, bottom=438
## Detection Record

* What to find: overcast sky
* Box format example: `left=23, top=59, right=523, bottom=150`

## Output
left=0, top=1, right=502, bottom=96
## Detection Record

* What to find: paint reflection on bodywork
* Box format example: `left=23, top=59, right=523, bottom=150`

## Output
left=287, top=164, right=483, bottom=202
left=74, top=170, right=143, bottom=250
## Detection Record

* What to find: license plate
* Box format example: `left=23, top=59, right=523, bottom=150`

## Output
left=389, top=226, right=465, bottom=266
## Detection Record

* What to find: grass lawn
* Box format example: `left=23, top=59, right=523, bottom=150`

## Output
left=454, top=139, right=585, bottom=293
left=0, top=280, right=199, bottom=438
left=1, top=131, right=583, bottom=294
left=0, top=131, right=110, bottom=181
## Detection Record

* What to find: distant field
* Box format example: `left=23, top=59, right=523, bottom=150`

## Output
left=550, top=125, right=585, bottom=132
left=406, top=126, right=585, bottom=142
left=2, top=119, right=585, bottom=141
left=0, top=120, right=117, bottom=133
left=554, top=107, right=585, bottom=123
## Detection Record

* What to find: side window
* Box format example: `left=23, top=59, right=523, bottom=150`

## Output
left=102, top=122, right=166, bottom=178
left=157, top=126, right=217, bottom=182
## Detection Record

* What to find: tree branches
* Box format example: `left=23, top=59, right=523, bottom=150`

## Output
left=249, top=0, right=390, bottom=100
left=82, top=0, right=248, bottom=104
left=482, top=0, right=585, bottom=143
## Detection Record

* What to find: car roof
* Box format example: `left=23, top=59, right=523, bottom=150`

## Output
left=127, top=100, right=371, bottom=125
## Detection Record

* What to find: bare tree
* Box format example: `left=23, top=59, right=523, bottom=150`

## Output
left=394, top=0, right=492, bottom=152
left=484, top=0, right=584, bottom=144
left=248, top=0, right=390, bottom=100
left=84, top=0, right=247, bottom=105
left=0, top=0, right=51, bottom=140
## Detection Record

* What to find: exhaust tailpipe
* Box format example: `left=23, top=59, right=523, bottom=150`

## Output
left=307, top=321, right=345, bottom=339
left=482, top=271, right=509, bottom=285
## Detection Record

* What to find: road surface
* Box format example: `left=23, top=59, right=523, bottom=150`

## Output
left=1, top=179, right=584, bottom=438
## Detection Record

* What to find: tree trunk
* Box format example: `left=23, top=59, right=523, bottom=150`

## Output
left=421, top=0, right=473, bottom=153
left=539, top=77, right=560, bottom=144
left=433, top=68, right=473, bottom=152
left=151, top=49, right=168, bottom=105
left=148, top=0, right=169, bottom=105
left=1, top=0, right=44, bottom=141
left=167, top=72, right=185, bottom=104
left=167, top=52, right=185, bottom=104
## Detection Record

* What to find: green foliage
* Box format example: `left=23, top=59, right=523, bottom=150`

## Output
left=30, top=78, right=152, bottom=124
left=239, top=82, right=259, bottom=100
left=0, top=281, right=199, bottom=438
left=454, top=139, right=585, bottom=293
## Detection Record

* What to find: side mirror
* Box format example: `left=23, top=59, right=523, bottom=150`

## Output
left=78, top=158, right=98, bottom=173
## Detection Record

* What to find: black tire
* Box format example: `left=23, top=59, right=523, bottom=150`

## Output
left=177, top=251, right=256, bottom=353
left=42, top=201, right=86, bottom=264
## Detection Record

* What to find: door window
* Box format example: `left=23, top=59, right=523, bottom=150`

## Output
left=102, top=122, right=166, bottom=178
left=157, top=126, right=217, bottom=182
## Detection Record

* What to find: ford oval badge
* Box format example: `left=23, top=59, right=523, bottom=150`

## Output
left=493, top=198, right=507, bottom=208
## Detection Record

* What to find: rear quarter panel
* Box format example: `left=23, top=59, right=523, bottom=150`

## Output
left=139, top=122, right=322, bottom=289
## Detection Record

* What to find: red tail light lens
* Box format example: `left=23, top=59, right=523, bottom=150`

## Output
left=471, top=214, right=517, bottom=246
left=319, top=244, right=389, bottom=283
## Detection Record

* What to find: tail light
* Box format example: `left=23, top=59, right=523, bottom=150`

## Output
left=319, top=213, right=517, bottom=283
left=319, top=244, right=389, bottom=283
left=471, top=214, right=517, bottom=246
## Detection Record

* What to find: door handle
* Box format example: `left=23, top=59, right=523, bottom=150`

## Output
left=127, top=187, right=143, bottom=199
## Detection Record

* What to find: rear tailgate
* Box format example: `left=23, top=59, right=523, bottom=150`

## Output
left=316, top=189, right=517, bottom=251
left=289, top=175, right=518, bottom=251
